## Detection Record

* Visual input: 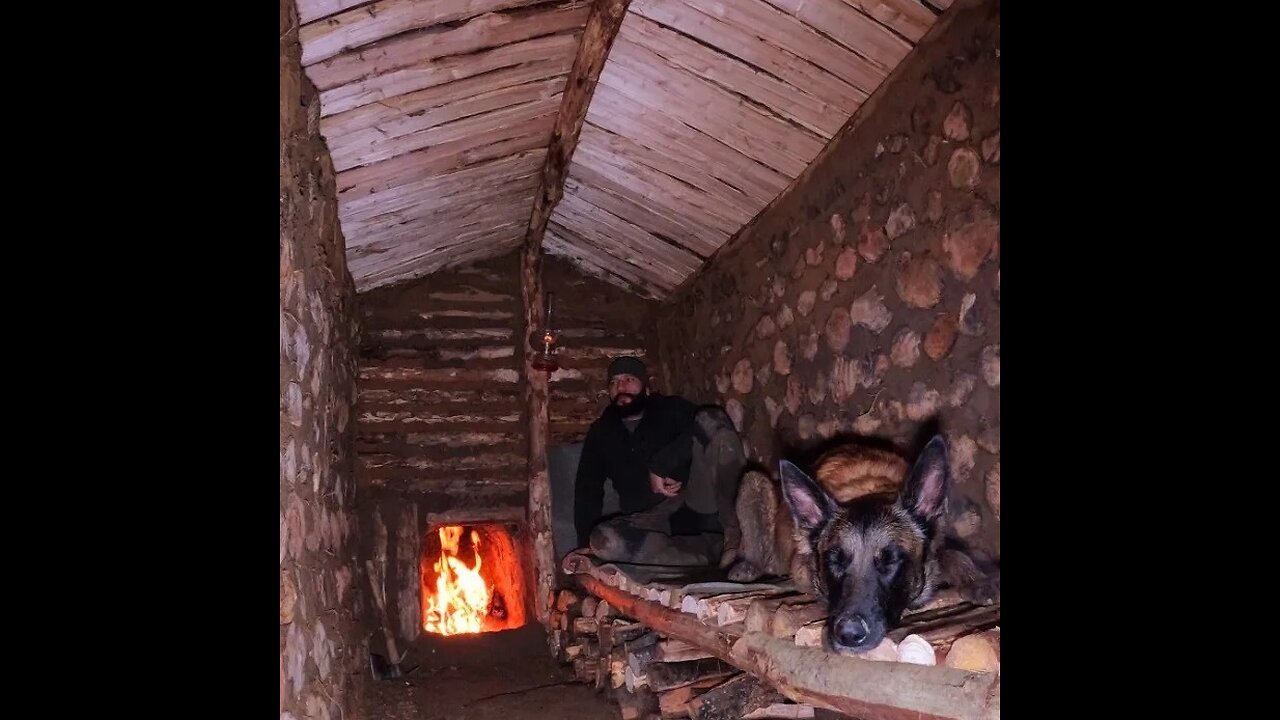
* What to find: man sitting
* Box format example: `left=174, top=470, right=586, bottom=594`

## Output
left=573, top=356, right=754, bottom=578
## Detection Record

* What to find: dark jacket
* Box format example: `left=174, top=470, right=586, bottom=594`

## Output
left=574, top=393, right=699, bottom=546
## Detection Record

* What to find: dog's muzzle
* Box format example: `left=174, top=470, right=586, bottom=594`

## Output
left=830, top=614, right=879, bottom=653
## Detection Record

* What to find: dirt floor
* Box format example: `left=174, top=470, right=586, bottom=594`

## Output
left=361, top=623, right=619, bottom=720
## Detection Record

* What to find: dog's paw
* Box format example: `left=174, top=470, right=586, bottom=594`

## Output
left=718, top=545, right=739, bottom=570
left=727, top=559, right=763, bottom=583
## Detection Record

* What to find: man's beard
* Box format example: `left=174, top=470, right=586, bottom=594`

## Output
left=612, top=391, right=649, bottom=419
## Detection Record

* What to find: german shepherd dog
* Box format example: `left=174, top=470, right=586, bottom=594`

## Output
left=779, top=434, right=999, bottom=656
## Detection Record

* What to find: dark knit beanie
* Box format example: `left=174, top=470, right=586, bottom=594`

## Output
left=607, top=356, right=648, bottom=382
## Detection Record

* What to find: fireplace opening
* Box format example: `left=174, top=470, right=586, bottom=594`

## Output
left=420, top=522, right=528, bottom=636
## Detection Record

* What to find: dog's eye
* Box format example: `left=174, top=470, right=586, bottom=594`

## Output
left=824, top=548, right=848, bottom=571
left=877, top=546, right=903, bottom=573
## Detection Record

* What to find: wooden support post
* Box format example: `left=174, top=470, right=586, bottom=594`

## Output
left=522, top=237, right=554, bottom=626
left=521, top=0, right=632, bottom=630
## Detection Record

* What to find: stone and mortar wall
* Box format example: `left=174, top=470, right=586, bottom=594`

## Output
left=656, top=0, right=1001, bottom=560
left=280, top=0, right=365, bottom=716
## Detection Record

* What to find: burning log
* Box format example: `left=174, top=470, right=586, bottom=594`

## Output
left=688, top=674, right=785, bottom=720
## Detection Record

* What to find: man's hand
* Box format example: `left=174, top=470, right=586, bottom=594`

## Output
left=649, top=472, right=682, bottom=497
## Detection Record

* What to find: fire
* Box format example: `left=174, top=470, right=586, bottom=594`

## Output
left=421, top=523, right=527, bottom=636
left=423, top=525, right=491, bottom=636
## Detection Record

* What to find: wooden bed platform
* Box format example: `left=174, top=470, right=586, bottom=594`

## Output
left=548, top=551, right=1000, bottom=720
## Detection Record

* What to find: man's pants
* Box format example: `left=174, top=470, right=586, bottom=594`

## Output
left=587, top=417, right=746, bottom=567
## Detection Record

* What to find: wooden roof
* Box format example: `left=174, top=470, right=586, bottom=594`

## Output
left=297, top=0, right=952, bottom=296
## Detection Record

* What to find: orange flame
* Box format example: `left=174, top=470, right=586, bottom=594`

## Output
left=423, top=526, right=490, bottom=636
left=421, top=523, right=528, bottom=636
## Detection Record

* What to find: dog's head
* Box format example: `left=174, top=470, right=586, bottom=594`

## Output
left=779, top=435, right=950, bottom=655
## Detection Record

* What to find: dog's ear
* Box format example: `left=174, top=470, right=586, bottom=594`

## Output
left=901, top=434, right=949, bottom=523
left=779, top=460, right=835, bottom=537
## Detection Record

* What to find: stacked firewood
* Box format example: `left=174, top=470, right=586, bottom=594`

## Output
left=547, top=589, right=817, bottom=720
left=754, top=588, right=1001, bottom=672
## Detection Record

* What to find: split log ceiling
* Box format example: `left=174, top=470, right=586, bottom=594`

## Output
left=297, top=0, right=947, bottom=295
